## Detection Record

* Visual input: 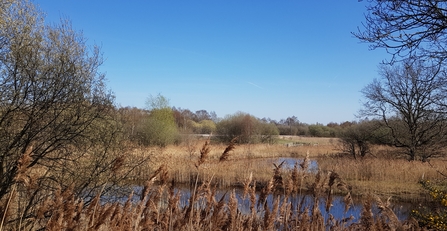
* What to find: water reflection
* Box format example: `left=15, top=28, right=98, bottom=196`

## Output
left=124, top=157, right=416, bottom=224
left=268, top=157, right=319, bottom=172
left=259, top=157, right=414, bottom=221
left=172, top=186, right=413, bottom=223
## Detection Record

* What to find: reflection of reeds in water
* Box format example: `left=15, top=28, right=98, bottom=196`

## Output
left=5, top=143, right=423, bottom=230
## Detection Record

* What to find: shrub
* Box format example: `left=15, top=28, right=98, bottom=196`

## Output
left=216, top=112, right=279, bottom=144
left=138, top=108, right=179, bottom=147
left=412, top=180, right=447, bottom=230
left=137, top=94, right=179, bottom=147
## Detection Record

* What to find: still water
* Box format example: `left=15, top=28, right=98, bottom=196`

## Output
left=115, top=157, right=418, bottom=224
left=171, top=185, right=414, bottom=223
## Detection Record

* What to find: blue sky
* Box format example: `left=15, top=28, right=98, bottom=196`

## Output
left=33, top=0, right=388, bottom=124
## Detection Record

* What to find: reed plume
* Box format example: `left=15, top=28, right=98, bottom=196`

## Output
left=227, top=190, right=238, bottom=231
left=46, top=188, right=66, bottom=231
left=375, top=195, right=402, bottom=230
left=265, top=196, right=279, bottom=230
left=219, top=137, right=238, bottom=162
left=258, top=178, right=273, bottom=208
left=249, top=181, right=257, bottom=215
left=242, top=172, right=252, bottom=199
left=93, top=203, right=114, bottom=230
left=360, top=195, right=374, bottom=230
left=210, top=192, right=227, bottom=228
left=343, top=192, right=353, bottom=214
left=273, top=161, right=285, bottom=194
left=196, top=140, right=210, bottom=169
left=299, top=150, right=310, bottom=171
left=326, top=171, right=340, bottom=212
left=14, top=143, right=34, bottom=191
left=289, top=161, right=301, bottom=194
left=111, top=155, right=126, bottom=174
left=263, top=202, right=272, bottom=230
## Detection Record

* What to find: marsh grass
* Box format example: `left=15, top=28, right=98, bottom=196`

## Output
left=3, top=138, right=440, bottom=230
left=146, top=139, right=443, bottom=203
left=0, top=140, right=429, bottom=230
left=143, top=137, right=338, bottom=189
left=317, top=147, right=446, bottom=200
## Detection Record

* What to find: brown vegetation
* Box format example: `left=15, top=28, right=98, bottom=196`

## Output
left=145, top=137, right=444, bottom=202
left=0, top=141, right=427, bottom=230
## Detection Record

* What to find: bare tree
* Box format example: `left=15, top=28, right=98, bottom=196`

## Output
left=354, top=0, right=447, bottom=63
left=338, top=121, right=381, bottom=159
left=361, top=59, right=447, bottom=160
left=195, top=109, right=211, bottom=121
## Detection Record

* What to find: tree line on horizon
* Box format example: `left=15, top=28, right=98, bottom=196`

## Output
left=116, top=99, right=409, bottom=160
left=117, top=101, right=359, bottom=142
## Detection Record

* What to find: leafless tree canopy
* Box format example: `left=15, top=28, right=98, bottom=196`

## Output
left=338, top=121, right=382, bottom=159
left=355, top=0, right=447, bottom=63
left=361, top=59, right=447, bottom=160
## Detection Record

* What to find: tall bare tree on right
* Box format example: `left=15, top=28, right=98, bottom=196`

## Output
left=354, top=0, right=447, bottom=64
left=361, top=59, right=447, bottom=161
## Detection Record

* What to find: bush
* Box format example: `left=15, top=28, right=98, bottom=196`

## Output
left=138, top=108, right=179, bottom=147
left=411, top=180, right=447, bottom=230
left=338, top=122, right=377, bottom=159
left=216, top=112, right=279, bottom=144
left=308, top=124, right=337, bottom=137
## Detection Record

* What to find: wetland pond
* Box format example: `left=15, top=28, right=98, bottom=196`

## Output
left=124, top=157, right=418, bottom=224
left=170, top=186, right=415, bottom=223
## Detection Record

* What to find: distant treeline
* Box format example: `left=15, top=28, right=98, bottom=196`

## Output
left=117, top=106, right=382, bottom=145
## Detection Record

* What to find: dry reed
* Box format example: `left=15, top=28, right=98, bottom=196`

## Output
left=219, top=137, right=238, bottom=162
left=2, top=138, right=438, bottom=230
left=195, top=140, right=210, bottom=169
left=28, top=169, right=421, bottom=230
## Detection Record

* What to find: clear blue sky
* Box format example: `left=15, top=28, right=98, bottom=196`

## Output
left=32, top=0, right=388, bottom=124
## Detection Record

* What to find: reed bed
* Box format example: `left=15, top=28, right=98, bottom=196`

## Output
left=139, top=139, right=442, bottom=202
left=3, top=138, right=432, bottom=230
left=317, top=147, right=446, bottom=201
left=140, top=140, right=334, bottom=189
left=3, top=144, right=425, bottom=231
